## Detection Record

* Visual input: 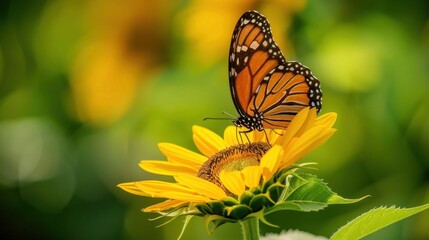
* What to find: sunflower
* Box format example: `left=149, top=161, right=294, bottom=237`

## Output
left=118, top=107, right=341, bottom=235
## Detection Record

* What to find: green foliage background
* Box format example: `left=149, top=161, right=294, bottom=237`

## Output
left=1, top=0, right=428, bottom=239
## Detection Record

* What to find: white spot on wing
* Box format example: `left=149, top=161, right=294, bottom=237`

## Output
left=250, top=41, right=259, bottom=50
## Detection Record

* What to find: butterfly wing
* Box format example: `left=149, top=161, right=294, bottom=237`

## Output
left=250, top=61, right=322, bottom=129
left=229, top=10, right=322, bottom=130
left=229, top=10, right=286, bottom=118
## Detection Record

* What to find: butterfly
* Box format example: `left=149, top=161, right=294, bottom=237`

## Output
left=229, top=10, right=322, bottom=132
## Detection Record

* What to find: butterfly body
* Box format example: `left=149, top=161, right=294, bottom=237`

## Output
left=233, top=113, right=264, bottom=131
left=229, top=10, right=322, bottom=131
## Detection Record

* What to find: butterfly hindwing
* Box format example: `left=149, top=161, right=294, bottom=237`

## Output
left=252, top=61, right=322, bottom=129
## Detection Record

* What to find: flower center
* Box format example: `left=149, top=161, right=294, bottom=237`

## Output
left=197, top=142, right=271, bottom=193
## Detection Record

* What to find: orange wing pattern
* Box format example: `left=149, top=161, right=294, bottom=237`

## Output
left=229, top=10, right=322, bottom=131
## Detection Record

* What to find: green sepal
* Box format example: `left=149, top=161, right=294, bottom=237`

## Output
left=239, top=191, right=254, bottom=206
left=149, top=205, right=201, bottom=229
left=262, top=177, right=274, bottom=193
left=177, top=215, right=193, bottom=240
left=150, top=205, right=200, bottom=222
left=223, top=196, right=239, bottom=206
left=208, top=201, right=226, bottom=216
left=203, top=214, right=237, bottom=235
left=266, top=181, right=285, bottom=203
left=252, top=187, right=262, bottom=195
left=227, top=204, right=252, bottom=220
left=248, top=209, right=278, bottom=228
left=196, top=204, right=213, bottom=215
left=249, top=194, right=268, bottom=211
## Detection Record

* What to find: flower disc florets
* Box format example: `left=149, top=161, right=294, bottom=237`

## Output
left=197, top=142, right=271, bottom=195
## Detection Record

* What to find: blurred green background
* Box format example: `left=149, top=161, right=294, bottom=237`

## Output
left=1, top=0, right=428, bottom=239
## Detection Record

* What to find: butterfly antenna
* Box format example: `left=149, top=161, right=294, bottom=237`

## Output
left=203, top=117, right=234, bottom=121
left=222, top=111, right=236, bottom=119
left=204, top=111, right=237, bottom=121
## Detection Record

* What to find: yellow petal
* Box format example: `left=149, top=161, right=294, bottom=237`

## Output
left=250, top=130, right=265, bottom=143
left=266, top=129, right=282, bottom=145
left=296, top=107, right=317, bottom=136
left=139, top=160, right=198, bottom=176
left=219, top=170, right=245, bottom=196
left=153, top=191, right=211, bottom=202
left=224, top=125, right=239, bottom=146
left=117, top=182, right=149, bottom=196
left=281, top=126, right=336, bottom=168
left=192, top=125, right=226, bottom=157
left=288, top=126, right=334, bottom=156
left=277, top=107, right=310, bottom=146
left=174, top=175, right=227, bottom=200
left=134, top=181, right=211, bottom=201
left=241, top=166, right=262, bottom=189
left=158, top=142, right=207, bottom=168
left=315, top=112, right=337, bottom=128
left=259, top=145, right=283, bottom=182
left=135, top=180, right=196, bottom=195
left=143, top=199, right=188, bottom=212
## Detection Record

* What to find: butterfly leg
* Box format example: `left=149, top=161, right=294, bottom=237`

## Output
left=236, top=126, right=243, bottom=144
left=235, top=126, right=254, bottom=144
left=238, top=128, right=253, bottom=144
left=263, top=129, right=272, bottom=146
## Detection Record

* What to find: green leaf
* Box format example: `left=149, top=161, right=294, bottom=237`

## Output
left=285, top=174, right=335, bottom=201
left=265, top=173, right=364, bottom=214
left=328, top=194, right=368, bottom=205
left=330, top=203, right=429, bottom=240
left=268, top=201, right=328, bottom=212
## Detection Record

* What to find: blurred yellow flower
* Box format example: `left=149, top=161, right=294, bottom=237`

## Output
left=70, top=1, right=172, bottom=125
left=118, top=107, right=336, bottom=215
left=71, top=41, right=139, bottom=125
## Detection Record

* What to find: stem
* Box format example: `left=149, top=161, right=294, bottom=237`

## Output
left=240, top=218, right=260, bottom=240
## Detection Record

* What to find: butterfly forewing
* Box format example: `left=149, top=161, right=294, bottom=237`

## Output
left=229, top=11, right=285, bottom=115
left=229, top=10, right=322, bottom=131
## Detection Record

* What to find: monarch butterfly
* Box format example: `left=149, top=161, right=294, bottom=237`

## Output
left=229, top=10, right=322, bottom=131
